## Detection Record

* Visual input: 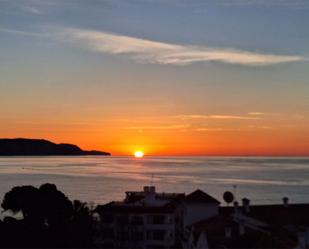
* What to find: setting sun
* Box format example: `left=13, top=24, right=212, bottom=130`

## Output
left=134, top=151, right=144, bottom=158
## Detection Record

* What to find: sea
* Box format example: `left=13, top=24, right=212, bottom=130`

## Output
left=0, top=156, right=309, bottom=207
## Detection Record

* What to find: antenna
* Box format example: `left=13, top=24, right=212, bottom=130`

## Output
left=150, top=173, right=154, bottom=186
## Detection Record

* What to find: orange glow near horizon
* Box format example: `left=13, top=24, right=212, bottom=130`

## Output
left=1, top=113, right=309, bottom=156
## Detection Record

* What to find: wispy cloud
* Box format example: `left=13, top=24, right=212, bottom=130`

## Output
left=20, top=5, right=42, bottom=14
left=195, top=127, right=232, bottom=131
left=219, top=0, right=309, bottom=8
left=195, top=125, right=274, bottom=132
left=0, top=27, right=45, bottom=37
left=174, top=114, right=261, bottom=120
left=1, top=26, right=306, bottom=66
left=1, top=0, right=44, bottom=15
left=248, top=112, right=265, bottom=116
left=124, top=125, right=187, bottom=130
left=57, top=28, right=306, bottom=66
left=247, top=125, right=273, bottom=130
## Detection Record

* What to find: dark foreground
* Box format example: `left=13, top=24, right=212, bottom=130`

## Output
left=1, top=183, right=309, bottom=249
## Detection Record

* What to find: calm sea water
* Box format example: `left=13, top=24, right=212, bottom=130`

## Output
left=0, top=156, right=309, bottom=207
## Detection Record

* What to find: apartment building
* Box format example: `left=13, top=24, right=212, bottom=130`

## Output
left=94, top=186, right=220, bottom=249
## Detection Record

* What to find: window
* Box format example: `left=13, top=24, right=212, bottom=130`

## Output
left=146, top=245, right=165, bottom=249
left=101, top=228, right=114, bottom=239
left=147, top=215, right=165, bottom=224
left=131, top=231, right=144, bottom=241
left=117, top=231, right=130, bottom=240
left=100, top=213, right=114, bottom=223
left=131, top=215, right=144, bottom=225
left=116, top=215, right=129, bottom=225
left=146, top=230, right=165, bottom=241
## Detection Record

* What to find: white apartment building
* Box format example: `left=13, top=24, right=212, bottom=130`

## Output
left=94, top=186, right=220, bottom=249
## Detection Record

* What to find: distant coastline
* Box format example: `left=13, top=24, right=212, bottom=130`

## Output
left=0, top=138, right=111, bottom=156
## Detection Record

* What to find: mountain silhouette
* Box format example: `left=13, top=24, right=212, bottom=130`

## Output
left=0, top=138, right=110, bottom=156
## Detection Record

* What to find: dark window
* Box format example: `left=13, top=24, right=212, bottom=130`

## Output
left=146, top=230, right=165, bottom=241
left=131, top=231, right=144, bottom=241
left=101, top=228, right=114, bottom=239
left=102, top=242, right=114, bottom=248
left=117, top=231, right=130, bottom=240
left=116, top=215, right=129, bottom=225
left=146, top=246, right=165, bottom=249
left=100, top=213, right=114, bottom=223
left=148, top=215, right=165, bottom=224
left=131, top=215, right=144, bottom=225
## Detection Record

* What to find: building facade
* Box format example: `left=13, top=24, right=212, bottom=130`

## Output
left=94, top=186, right=220, bottom=249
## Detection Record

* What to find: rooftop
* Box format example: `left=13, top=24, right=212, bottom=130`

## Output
left=95, top=187, right=220, bottom=214
left=95, top=201, right=176, bottom=214
left=221, top=203, right=309, bottom=227
left=125, top=190, right=185, bottom=204
left=191, top=210, right=298, bottom=249
left=185, top=189, right=220, bottom=204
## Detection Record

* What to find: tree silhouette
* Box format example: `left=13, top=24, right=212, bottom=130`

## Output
left=69, top=200, right=94, bottom=247
left=39, top=183, right=73, bottom=227
left=1, top=184, right=73, bottom=227
left=1, top=185, right=42, bottom=224
left=0, top=183, right=93, bottom=248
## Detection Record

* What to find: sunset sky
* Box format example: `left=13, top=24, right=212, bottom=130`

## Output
left=1, top=0, right=309, bottom=156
